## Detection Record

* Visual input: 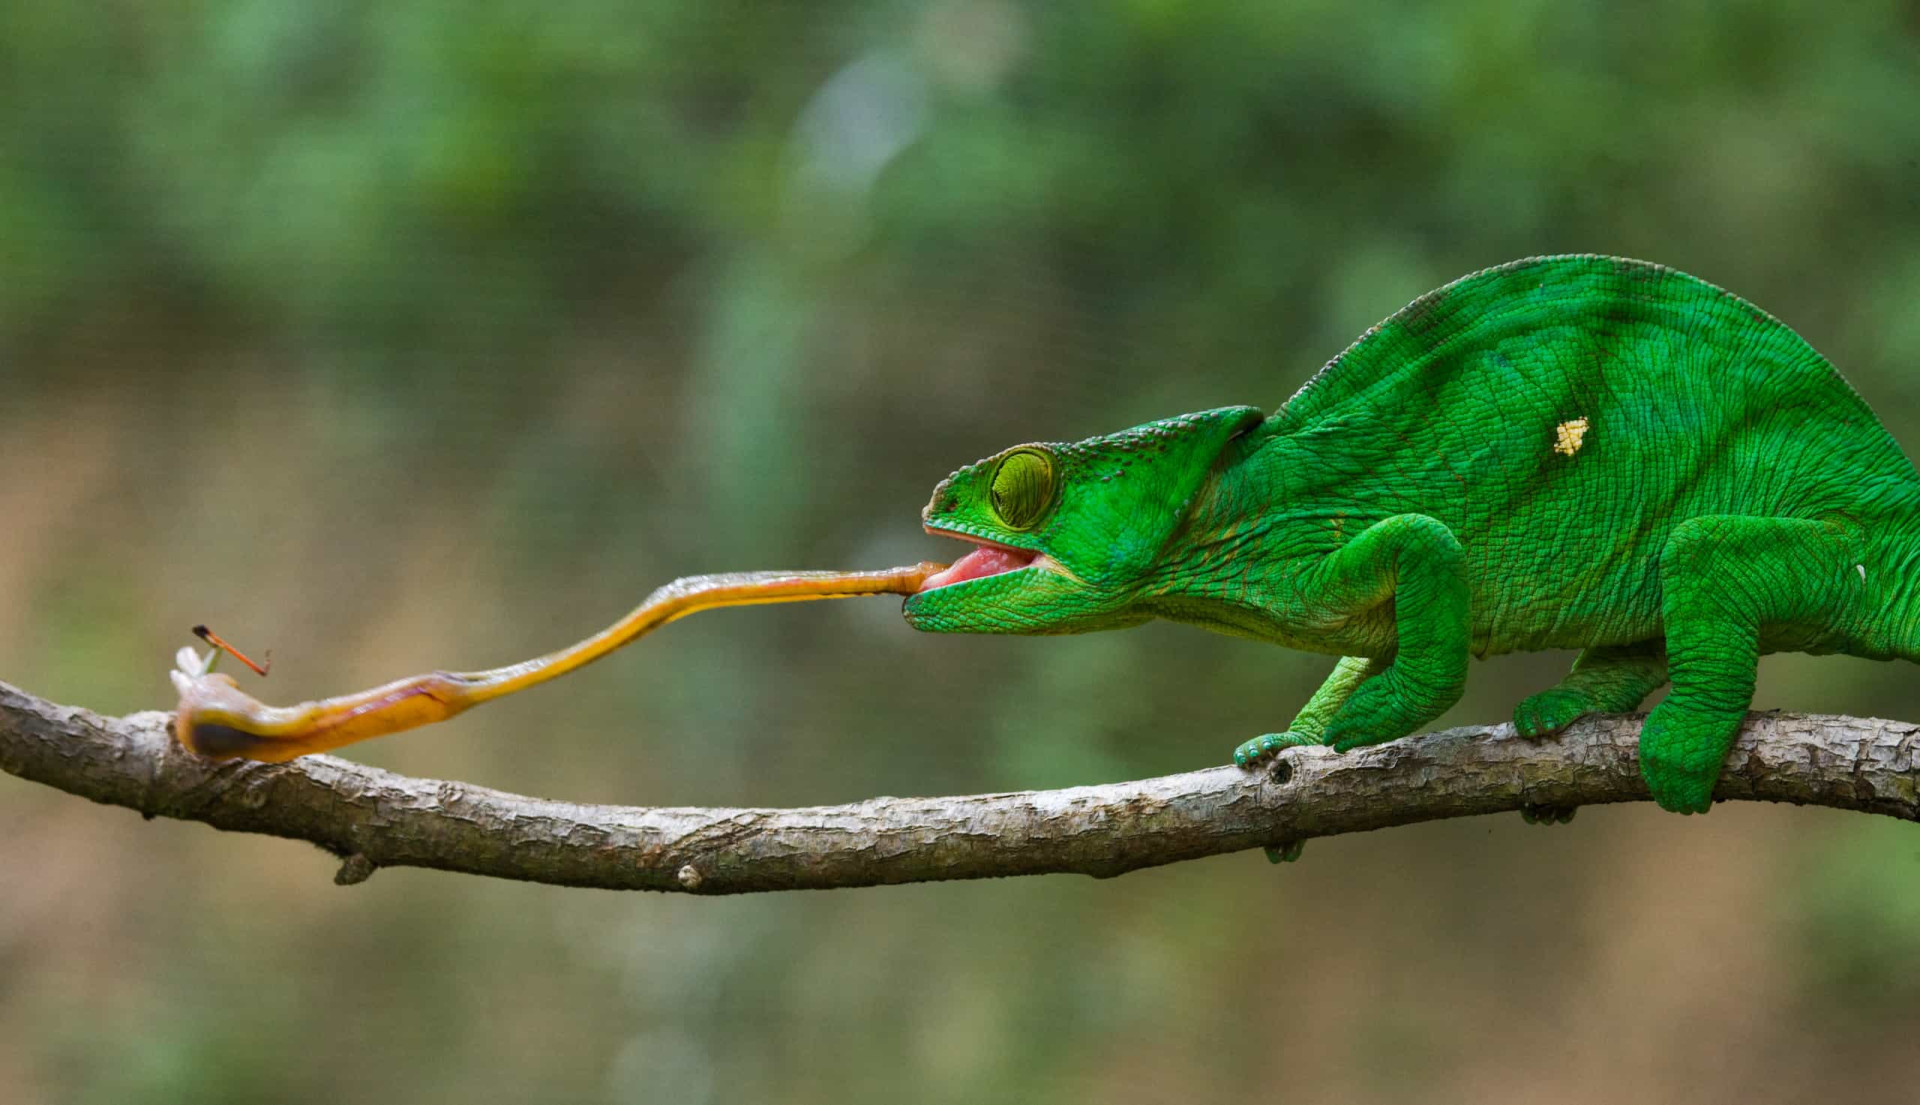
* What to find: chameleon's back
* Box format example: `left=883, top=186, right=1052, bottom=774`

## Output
left=1259, top=255, right=1920, bottom=654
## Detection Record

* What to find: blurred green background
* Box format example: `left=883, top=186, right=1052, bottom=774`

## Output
left=4, top=1, right=1920, bottom=1101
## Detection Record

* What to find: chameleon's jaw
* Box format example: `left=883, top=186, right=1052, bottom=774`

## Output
left=917, top=527, right=1054, bottom=592
left=905, top=527, right=1114, bottom=634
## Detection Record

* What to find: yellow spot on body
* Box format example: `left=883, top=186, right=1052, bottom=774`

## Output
left=1553, top=417, right=1590, bottom=456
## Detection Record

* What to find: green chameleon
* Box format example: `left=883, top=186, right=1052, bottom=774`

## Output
left=171, top=254, right=1916, bottom=839
left=904, top=254, right=1919, bottom=819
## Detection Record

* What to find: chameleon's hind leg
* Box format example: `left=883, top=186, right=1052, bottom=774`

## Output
left=1513, top=642, right=1667, bottom=739
left=1645, top=516, right=1857, bottom=813
left=1233, top=655, right=1388, bottom=766
left=1515, top=643, right=1666, bottom=825
left=1510, top=642, right=1664, bottom=826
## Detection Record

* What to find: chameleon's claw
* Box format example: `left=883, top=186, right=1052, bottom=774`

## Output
left=1520, top=802, right=1578, bottom=825
left=1231, top=735, right=1271, bottom=766
left=1264, top=840, right=1306, bottom=863
left=1513, top=688, right=1591, bottom=740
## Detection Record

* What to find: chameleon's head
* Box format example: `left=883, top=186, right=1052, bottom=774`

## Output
left=904, top=405, right=1266, bottom=634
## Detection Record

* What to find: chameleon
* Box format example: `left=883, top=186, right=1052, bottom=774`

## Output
left=903, top=254, right=1920, bottom=817
left=172, top=255, right=1919, bottom=825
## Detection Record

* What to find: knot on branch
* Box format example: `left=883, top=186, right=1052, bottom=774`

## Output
left=334, top=853, right=377, bottom=886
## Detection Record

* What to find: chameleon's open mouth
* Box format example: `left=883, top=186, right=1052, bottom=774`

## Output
left=918, top=530, right=1041, bottom=591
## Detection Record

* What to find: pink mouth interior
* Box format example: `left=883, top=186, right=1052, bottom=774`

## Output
left=919, top=543, right=1038, bottom=591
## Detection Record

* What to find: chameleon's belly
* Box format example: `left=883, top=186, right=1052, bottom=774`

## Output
left=1464, top=534, right=1664, bottom=656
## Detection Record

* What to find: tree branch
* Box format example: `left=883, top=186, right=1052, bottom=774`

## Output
left=3, top=679, right=1915, bottom=894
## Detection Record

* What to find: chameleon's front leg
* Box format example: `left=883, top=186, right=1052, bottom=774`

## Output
left=1233, top=654, right=1388, bottom=864
left=1232, top=514, right=1469, bottom=762
left=1307, top=514, right=1471, bottom=752
left=1230, top=515, right=1467, bottom=864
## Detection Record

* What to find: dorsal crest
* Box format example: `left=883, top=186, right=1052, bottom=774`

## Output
left=1272, top=254, right=1833, bottom=432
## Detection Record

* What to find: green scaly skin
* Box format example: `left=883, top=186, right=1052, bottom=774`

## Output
left=903, top=256, right=1920, bottom=828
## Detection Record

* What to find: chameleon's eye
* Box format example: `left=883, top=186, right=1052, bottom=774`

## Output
left=989, top=447, right=1055, bottom=531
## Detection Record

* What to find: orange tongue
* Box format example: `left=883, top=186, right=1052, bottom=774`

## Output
left=919, top=546, right=1038, bottom=591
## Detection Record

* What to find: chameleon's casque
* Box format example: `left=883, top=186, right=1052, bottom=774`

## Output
left=908, top=254, right=1920, bottom=816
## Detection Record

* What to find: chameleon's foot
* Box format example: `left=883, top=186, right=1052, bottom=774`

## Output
left=1232, top=731, right=1315, bottom=767
left=1320, top=663, right=1457, bottom=753
left=1264, top=840, right=1305, bottom=863
left=1643, top=771, right=1714, bottom=815
left=1520, top=803, right=1578, bottom=825
left=1638, top=699, right=1739, bottom=815
left=1512, top=688, right=1592, bottom=739
left=1635, top=717, right=1728, bottom=813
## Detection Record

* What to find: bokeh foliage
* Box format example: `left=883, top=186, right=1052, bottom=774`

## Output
left=4, top=1, right=1920, bottom=1101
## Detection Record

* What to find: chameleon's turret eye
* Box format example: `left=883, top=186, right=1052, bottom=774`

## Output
left=989, top=447, right=1055, bottom=531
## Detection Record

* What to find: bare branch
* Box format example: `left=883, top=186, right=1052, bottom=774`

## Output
left=2, top=679, right=1915, bottom=894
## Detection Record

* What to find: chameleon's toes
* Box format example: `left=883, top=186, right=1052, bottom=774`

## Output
left=1520, top=802, right=1578, bottom=825
left=1232, top=732, right=1313, bottom=768
left=1640, top=726, right=1717, bottom=814
left=1639, top=702, right=1738, bottom=814
left=1643, top=770, right=1713, bottom=815
left=1513, top=689, right=1590, bottom=739
left=1264, top=840, right=1305, bottom=863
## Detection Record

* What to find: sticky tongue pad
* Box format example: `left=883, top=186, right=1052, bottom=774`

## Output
left=918, top=545, right=1038, bottom=590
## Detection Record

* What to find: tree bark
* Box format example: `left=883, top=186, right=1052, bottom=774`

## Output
left=2, top=680, right=1915, bottom=894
